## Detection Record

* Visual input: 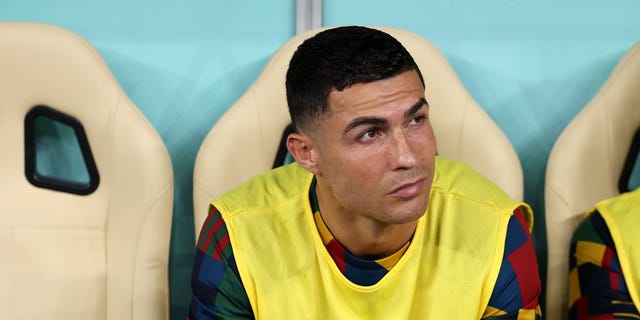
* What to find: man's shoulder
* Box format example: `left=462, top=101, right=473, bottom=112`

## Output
left=432, top=157, right=514, bottom=207
left=431, top=157, right=533, bottom=231
left=595, top=188, right=640, bottom=218
left=213, top=162, right=313, bottom=214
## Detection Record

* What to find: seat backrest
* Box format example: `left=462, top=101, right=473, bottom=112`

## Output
left=193, top=26, right=524, bottom=234
left=545, top=41, right=640, bottom=320
left=0, top=22, right=173, bottom=320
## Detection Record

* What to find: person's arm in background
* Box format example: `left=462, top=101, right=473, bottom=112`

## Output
left=568, top=210, right=640, bottom=319
left=483, top=207, right=543, bottom=320
left=187, top=206, right=254, bottom=320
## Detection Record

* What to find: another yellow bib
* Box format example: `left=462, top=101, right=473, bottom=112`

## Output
left=596, top=188, right=640, bottom=310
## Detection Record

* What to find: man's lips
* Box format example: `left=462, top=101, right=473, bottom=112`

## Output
left=389, top=178, right=425, bottom=197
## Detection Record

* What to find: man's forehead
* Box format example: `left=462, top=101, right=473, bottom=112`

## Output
left=326, top=90, right=426, bottom=118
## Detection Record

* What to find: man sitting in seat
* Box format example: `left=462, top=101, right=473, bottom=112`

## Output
left=187, top=25, right=542, bottom=319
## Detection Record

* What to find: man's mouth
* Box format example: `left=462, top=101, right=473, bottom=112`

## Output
left=389, top=178, right=425, bottom=198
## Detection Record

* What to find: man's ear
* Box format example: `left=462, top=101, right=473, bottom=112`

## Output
left=286, top=132, right=320, bottom=175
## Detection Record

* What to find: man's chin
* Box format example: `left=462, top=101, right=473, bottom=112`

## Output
left=386, top=202, right=428, bottom=225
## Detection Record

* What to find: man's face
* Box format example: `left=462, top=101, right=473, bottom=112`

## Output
left=312, top=70, right=436, bottom=225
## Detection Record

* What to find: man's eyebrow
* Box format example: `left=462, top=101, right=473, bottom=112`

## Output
left=403, top=98, right=428, bottom=119
left=343, top=117, right=388, bottom=135
left=342, top=98, right=429, bottom=135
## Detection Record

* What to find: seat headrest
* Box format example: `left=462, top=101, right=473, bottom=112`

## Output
left=0, top=22, right=173, bottom=319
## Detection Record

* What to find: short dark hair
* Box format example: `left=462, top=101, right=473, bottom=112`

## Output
left=285, top=26, right=425, bottom=133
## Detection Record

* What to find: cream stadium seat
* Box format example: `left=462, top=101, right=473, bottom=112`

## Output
left=0, top=22, right=173, bottom=319
left=545, top=41, right=640, bottom=320
left=193, top=26, right=525, bottom=237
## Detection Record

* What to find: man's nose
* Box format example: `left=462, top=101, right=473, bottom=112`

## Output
left=390, top=131, right=418, bottom=170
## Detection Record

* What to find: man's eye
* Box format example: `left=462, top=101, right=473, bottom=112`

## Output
left=359, top=129, right=379, bottom=142
left=409, top=115, right=426, bottom=126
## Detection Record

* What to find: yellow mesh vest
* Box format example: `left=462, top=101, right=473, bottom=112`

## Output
left=212, top=157, right=532, bottom=319
left=595, top=188, right=640, bottom=309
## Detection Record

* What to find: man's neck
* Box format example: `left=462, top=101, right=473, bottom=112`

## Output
left=314, top=182, right=418, bottom=260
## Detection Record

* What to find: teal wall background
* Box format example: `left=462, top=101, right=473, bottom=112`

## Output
left=2, top=0, right=640, bottom=318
